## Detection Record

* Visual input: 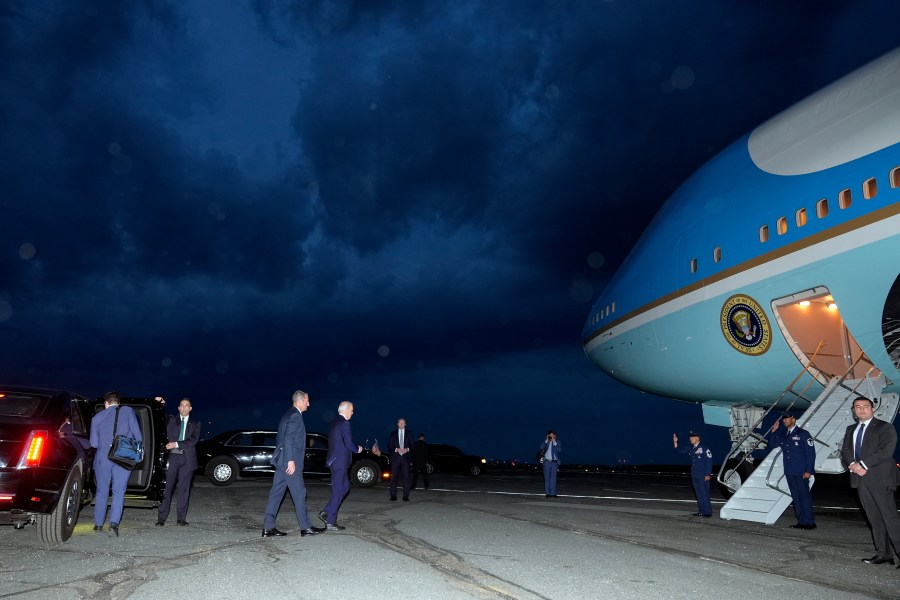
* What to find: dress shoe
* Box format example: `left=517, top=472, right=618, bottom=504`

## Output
left=790, top=524, right=816, bottom=530
left=155, top=520, right=165, bottom=527
left=403, top=497, right=410, bottom=502
left=177, top=520, right=188, bottom=526
left=93, top=525, right=103, bottom=532
left=318, top=510, right=328, bottom=524
left=702, top=514, right=712, bottom=518
left=110, top=523, right=119, bottom=537
left=299, top=527, right=325, bottom=537
left=261, top=528, right=287, bottom=537
left=862, top=555, right=894, bottom=565
left=692, top=512, right=703, bottom=516
left=390, top=497, right=397, bottom=501
left=325, top=523, right=346, bottom=531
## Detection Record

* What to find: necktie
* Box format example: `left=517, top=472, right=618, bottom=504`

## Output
left=179, top=417, right=187, bottom=442
left=399, top=429, right=404, bottom=449
left=854, top=422, right=865, bottom=462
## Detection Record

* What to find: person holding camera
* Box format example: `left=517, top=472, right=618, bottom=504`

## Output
left=539, top=429, right=561, bottom=498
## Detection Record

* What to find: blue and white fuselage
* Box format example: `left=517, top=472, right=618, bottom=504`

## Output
left=583, top=48, right=900, bottom=424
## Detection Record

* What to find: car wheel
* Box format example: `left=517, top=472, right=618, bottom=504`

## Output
left=38, top=459, right=83, bottom=544
left=425, top=462, right=435, bottom=475
left=351, top=459, right=379, bottom=487
left=469, top=464, right=482, bottom=477
left=208, top=457, right=239, bottom=486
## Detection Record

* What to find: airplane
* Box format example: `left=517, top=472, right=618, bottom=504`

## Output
left=581, top=46, right=900, bottom=515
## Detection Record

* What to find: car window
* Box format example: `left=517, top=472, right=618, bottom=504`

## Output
left=261, top=432, right=277, bottom=447
left=70, top=402, right=89, bottom=434
left=306, top=435, right=327, bottom=449
left=227, top=433, right=255, bottom=446
left=0, top=391, right=45, bottom=417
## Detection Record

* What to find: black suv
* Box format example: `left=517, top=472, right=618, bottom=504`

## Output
left=426, top=443, right=487, bottom=476
left=196, top=429, right=390, bottom=488
left=0, top=387, right=168, bottom=544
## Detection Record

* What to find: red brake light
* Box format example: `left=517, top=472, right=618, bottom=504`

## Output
left=17, top=431, right=49, bottom=468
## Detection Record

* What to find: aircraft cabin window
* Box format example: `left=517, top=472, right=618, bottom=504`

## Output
left=816, top=198, right=828, bottom=218
left=713, top=247, right=722, bottom=263
left=795, top=208, right=808, bottom=227
left=863, top=177, right=877, bottom=199
left=891, top=166, right=900, bottom=188
left=611, top=301, right=615, bottom=313
left=839, top=188, right=852, bottom=209
left=759, top=225, right=769, bottom=243
left=690, top=258, right=698, bottom=274
left=777, top=217, right=788, bottom=235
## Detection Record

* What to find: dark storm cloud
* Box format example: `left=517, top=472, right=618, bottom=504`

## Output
left=1, top=0, right=897, bottom=463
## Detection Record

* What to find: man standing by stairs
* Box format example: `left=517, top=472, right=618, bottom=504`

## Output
left=674, top=432, right=713, bottom=518
left=841, top=396, right=900, bottom=567
left=767, top=413, right=816, bottom=530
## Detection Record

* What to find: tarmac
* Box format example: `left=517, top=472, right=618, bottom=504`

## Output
left=1, top=469, right=898, bottom=600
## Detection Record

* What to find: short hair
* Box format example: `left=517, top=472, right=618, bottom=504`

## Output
left=292, top=390, right=308, bottom=403
left=547, top=429, right=555, bottom=435
left=180, top=397, right=191, bottom=406
left=338, top=401, right=353, bottom=414
left=853, top=396, right=874, bottom=408
left=104, top=391, right=121, bottom=405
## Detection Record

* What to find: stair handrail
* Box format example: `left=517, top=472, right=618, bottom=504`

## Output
left=715, top=341, right=829, bottom=489
left=761, top=354, right=881, bottom=493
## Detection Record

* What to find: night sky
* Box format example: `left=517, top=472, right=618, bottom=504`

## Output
left=2, top=1, right=897, bottom=465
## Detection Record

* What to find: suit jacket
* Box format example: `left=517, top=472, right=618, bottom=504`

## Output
left=411, top=440, right=429, bottom=466
left=841, top=418, right=900, bottom=490
left=166, top=414, right=201, bottom=470
left=326, top=415, right=358, bottom=469
left=388, top=428, right=414, bottom=457
left=272, top=407, right=306, bottom=470
left=539, top=440, right=561, bottom=463
left=90, top=404, right=142, bottom=463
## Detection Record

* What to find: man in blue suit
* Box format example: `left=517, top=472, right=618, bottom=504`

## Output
left=156, top=397, right=201, bottom=527
left=767, top=413, right=816, bottom=529
left=90, top=391, right=142, bottom=536
left=319, top=401, right=362, bottom=530
left=674, top=431, right=713, bottom=518
left=262, top=390, right=324, bottom=538
left=539, top=429, right=561, bottom=498
left=388, top=418, right=414, bottom=501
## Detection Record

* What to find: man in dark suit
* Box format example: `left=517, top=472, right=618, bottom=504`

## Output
left=319, top=401, right=362, bottom=530
left=841, top=396, right=900, bottom=566
left=89, top=391, right=143, bottom=537
left=262, top=390, right=324, bottom=538
left=156, top=397, right=201, bottom=527
left=411, top=433, right=429, bottom=491
left=388, top=417, right=414, bottom=501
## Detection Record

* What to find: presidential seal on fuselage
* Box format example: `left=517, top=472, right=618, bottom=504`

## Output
left=720, top=294, right=771, bottom=355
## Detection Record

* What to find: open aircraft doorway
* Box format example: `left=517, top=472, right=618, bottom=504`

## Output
left=771, top=287, right=880, bottom=384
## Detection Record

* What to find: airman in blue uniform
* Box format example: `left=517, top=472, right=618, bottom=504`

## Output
left=767, top=413, right=816, bottom=529
left=674, top=431, right=713, bottom=517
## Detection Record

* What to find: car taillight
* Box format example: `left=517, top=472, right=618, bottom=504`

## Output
left=17, top=431, right=49, bottom=468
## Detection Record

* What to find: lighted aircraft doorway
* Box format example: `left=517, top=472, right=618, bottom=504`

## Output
left=771, top=286, right=879, bottom=382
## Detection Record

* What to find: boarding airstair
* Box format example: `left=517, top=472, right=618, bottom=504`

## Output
left=719, top=356, right=897, bottom=524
